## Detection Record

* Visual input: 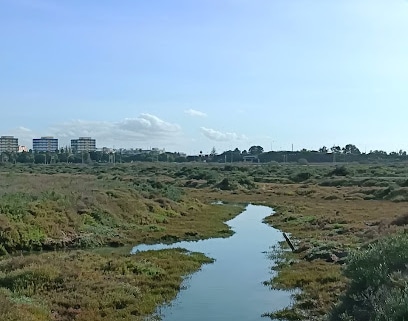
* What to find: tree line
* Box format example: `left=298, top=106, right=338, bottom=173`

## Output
left=1, top=144, right=407, bottom=164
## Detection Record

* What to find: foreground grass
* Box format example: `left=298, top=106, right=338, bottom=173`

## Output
left=0, top=249, right=213, bottom=321
left=0, top=164, right=247, bottom=320
left=2, top=162, right=408, bottom=320
left=186, top=171, right=408, bottom=320
left=260, top=185, right=408, bottom=320
left=329, top=232, right=408, bottom=321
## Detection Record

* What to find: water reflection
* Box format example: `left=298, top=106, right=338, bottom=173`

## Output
left=132, top=204, right=292, bottom=321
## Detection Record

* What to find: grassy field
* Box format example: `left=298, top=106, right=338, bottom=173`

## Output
left=1, top=162, right=408, bottom=320
left=0, top=165, right=245, bottom=254
left=0, top=163, right=246, bottom=320
left=182, top=162, right=408, bottom=320
left=0, top=249, right=213, bottom=321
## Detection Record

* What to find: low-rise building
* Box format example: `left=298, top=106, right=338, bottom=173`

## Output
left=19, top=146, right=29, bottom=153
left=71, top=137, right=96, bottom=153
left=33, top=136, right=59, bottom=152
left=243, top=155, right=259, bottom=163
left=0, top=136, right=18, bottom=153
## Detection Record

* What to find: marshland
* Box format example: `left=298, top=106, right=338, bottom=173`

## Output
left=0, top=161, right=407, bottom=320
left=3, top=0, right=408, bottom=320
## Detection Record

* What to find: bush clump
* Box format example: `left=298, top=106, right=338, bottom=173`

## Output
left=328, top=165, right=350, bottom=177
left=291, top=172, right=312, bottom=183
left=215, top=178, right=238, bottom=190
left=329, top=232, right=408, bottom=321
left=297, top=158, right=309, bottom=165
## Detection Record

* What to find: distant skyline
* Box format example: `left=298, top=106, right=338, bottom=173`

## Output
left=1, top=0, right=408, bottom=154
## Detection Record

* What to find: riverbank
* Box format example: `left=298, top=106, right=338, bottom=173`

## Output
left=131, top=204, right=292, bottom=321
left=0, top=249, right=213, bottom=321
left=188, top=181, right=408, bottom=320
left=1, top=163, right=407, bottom=320
left=0, top=170, right=245, bottom=254
left=0, top=165, right=247, bottom=320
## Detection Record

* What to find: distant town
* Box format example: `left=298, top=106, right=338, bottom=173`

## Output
left=0, top=135, right=174, bottom=163
left=1, top=134, right=408, bottom=165
left=0, top=135, right=170, bottom=155
left=1, top=135, right=117, bottom=154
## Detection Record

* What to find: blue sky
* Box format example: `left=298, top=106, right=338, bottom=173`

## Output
left=1, top=0, right=408, bottom=154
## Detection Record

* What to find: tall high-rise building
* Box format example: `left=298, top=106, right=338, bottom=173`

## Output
left=33, top=136, right=59, bottom=152
left=0, top=136, right=18, bottom=153
left=71, top=137, right=96, bottom=152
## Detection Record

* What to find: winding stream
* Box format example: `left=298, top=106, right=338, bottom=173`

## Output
left=131, top=204, right=292, bottom=320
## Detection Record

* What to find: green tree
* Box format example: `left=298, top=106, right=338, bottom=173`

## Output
left=34, top=153, right=46, bottom=164
left=1, top=152, right=9, bottom=163
left=342, top=144, right=361, bottom=154
left=331, top=146, right=341, bottom=153
left=319, top=146, right=328, bottom=153
left=369, top=150, right=388, bottom=156
left=249, top=145, right=264, bottom=155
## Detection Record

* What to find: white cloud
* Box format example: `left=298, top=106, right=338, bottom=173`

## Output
left=200, top=127, right=248, bottom=142
left=18, top=126, right=32, bottom=132
left=119, top=114, right=181, bottom=137
left=184, top=109, right=207, bottom=117
left=6, top=127, right=36, bottom=147
left=49, top=114, right=182, bottom=147
left=10, top=114, right=183, bottom=149
left=8, top=113, right=186, bottom=150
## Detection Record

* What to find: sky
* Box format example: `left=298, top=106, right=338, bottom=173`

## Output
left=1, top=0, right=408, bottom=154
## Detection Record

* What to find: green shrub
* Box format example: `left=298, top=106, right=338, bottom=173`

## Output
left=215, top=178, right=237, bottom=190
left=329, top=232, right=408, bottom=321
left=297, top=158, right=309, bottom=165
left=329, top=165, right=350, bottom=177
left=0, top=245, right=8, bottom=256
left=291, top=172, right=312, bottom=183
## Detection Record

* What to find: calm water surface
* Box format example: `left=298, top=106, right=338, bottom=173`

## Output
left=131, top=204, right=292, bottom=321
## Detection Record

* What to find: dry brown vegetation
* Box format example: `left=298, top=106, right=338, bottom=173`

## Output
left=0, top=163, right=246, bottom=320
left=188, top=180, right=408, bottom=320
left=0, top=249, right=213, bottom=321
left=0, top=170, right=243, bottom=254
left=1, top=162, right=408, bottom=320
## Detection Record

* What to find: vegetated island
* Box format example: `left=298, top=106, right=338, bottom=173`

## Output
left=0, top=161, right=407, bottom=321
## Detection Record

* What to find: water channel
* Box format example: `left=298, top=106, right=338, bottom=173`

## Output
left=131, top=204, right=292, bottom=321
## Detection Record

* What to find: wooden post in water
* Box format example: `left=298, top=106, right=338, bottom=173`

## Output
left=283, top=232, right=296, bottom=252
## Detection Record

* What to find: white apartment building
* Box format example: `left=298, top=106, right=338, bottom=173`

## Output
left=71, top=137, right=96, bottom=152
left=0, top=136, right=18, bottom=153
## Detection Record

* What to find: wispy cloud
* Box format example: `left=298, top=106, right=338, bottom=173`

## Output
left=184, top=109, right=207, bottom=117
left=200, top=127, right=247, bottom=142
left=18, top=126, right=32, bottom=133
left=8, top=127, right=36, bottom=147
left=11, top=114, right=183, bottom=149
left=51, top=114, right=181, bottom=146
